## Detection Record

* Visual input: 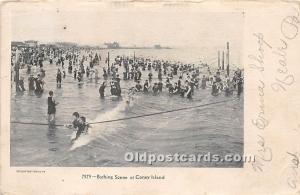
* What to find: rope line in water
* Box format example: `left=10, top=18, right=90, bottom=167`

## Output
left=10, top=98, right=237, bottom=127
left=10, top=121, right=64, bottom=126
left=88, top=98, right=235, bottom=125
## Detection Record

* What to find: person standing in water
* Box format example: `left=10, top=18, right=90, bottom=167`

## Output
left=47, top=90, right=58, bottom=123
left=28, top=74, right=35, bottom=93
left=201, top=75, right=207, bottom=89
left=143, top=80, right=149, bottom=93
left=56, top=69, right=62, bottom=84
left=18, top=76, right=26, bottom=92
left=135, top=80, right=142, bottom=92
left=99, top=82, right=106, bottom=98
left=35, top=75, right=45, bottom=95
left=237, top=78, right=243, bottom=96
left=152, top=83, right=159, bottom=95
left=73, top=68, right=77, bottom=80
left=185, top=81, right=192, bottom=99
left=95, top=69, right=99, bottom=82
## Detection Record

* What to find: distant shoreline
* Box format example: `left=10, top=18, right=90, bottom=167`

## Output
left=10, top=41, right=172, bottom=50
left=98, top=47, right=172, bottom=50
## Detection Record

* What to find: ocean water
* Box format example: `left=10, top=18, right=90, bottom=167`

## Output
left=93, top=47, right=241, bottom=69
left=10, top=48, right=243, bottom=167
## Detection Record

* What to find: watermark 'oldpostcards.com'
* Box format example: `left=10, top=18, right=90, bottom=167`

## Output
left=125, top=152, right=255, bottom=165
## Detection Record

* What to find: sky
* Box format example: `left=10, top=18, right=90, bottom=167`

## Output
left=11, top=4, right=244, bottom=49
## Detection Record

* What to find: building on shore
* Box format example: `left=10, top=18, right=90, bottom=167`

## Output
left=11, top=41, right=27, bottom=48
left=104, top=42, right=120, bottom=49
left=24, top=40, right=38, bottom=47
left=154, top=44, right=162, bottom=49
left=54, top=42, right=77, bottom=48
left=154, top=44, right=171, bottom=49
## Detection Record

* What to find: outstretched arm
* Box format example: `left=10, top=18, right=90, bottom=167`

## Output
left=64, top=124, right=74, bottom=129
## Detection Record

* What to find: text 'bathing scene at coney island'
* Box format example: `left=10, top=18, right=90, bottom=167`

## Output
left=10, top=9, right=244, bottom=167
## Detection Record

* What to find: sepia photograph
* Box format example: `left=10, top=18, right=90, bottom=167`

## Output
left=10, top=6, right=244, bottom=167
left=3, top=1, right=300, bottom=194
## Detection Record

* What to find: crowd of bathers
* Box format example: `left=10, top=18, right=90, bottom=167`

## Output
left=11, top=44, right=244, bottom=99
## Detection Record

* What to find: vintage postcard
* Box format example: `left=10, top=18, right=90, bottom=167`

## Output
left=0, top=0, right=300, bottom=194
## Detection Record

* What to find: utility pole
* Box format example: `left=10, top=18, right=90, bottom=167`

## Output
left=226, top=42, right=230, bottom=76
left=133, top=51, right=135, bottom=66
left=218, top=51, right=220, bottom=69
left=15, top=48, right=21, bottom=92
left=222, top=51, right=225, bottom=70
left=107, top=52, right=110, bottom=75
